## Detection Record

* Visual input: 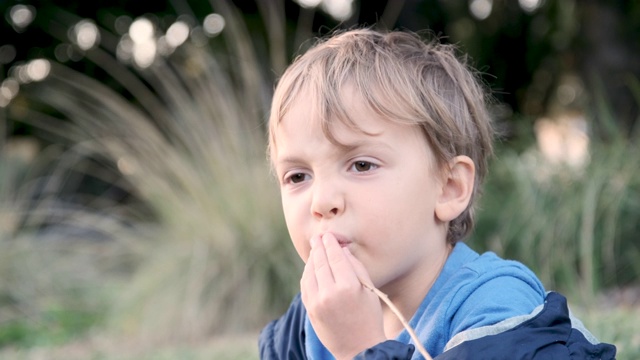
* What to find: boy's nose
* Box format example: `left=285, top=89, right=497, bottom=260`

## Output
left=310, top=180, right=344, bottom=219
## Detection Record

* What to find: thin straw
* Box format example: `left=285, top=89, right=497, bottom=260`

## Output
left=360, top=281, right=433, bottom=360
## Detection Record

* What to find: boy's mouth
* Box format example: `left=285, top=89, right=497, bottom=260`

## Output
left=320, top=232, right=352, bottom=248
left=337, top=239, right=350, bottom=248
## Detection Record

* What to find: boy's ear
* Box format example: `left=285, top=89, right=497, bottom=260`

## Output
left=435, top=156, right=475, bottom=222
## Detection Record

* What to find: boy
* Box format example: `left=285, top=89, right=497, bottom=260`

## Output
left=259, top=28, right=616, bottom=359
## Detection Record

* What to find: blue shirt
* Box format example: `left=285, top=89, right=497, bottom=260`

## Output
left=304, top=242, right=546, bottom=359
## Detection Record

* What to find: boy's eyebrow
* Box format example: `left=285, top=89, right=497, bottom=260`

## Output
left=335, top=137, right=391, bottom=152
left=276, top=138, right=393, bottom=167
left=275, top=156, right=305, bottom=167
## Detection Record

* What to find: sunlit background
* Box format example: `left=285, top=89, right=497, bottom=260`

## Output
left=0, top=0, right=638, bottom=358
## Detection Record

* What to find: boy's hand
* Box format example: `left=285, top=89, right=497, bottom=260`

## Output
left=301, top=233, right=387, bottom=359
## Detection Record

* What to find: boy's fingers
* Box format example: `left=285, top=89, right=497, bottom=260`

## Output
left=311, top=234, right=335, bottom=285
left=322, top=233, right=359, bottom=285
left=301, top=252, right=318, bottom=301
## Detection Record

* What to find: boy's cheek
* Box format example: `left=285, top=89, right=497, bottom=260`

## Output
left=283, top=215, right=307, bottom=261
left=291, top=238, right=311, bottom=263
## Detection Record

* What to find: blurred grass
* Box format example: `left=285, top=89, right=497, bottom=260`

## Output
left=574, top=305, right=640, bottom=359
left=0, top=303, right=638, bottom=360
left=2, top=0, right=299, bottom=347
left=0, top=333, right=260, bottom=360
left=0, top=139, right=129, bottom=348
left=473, top=107, right=640, bottom=299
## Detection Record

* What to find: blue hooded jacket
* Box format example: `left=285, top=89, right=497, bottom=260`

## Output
left=259, top=291, right=616, bottom=359
left=260, top=242, right=616, bottom=359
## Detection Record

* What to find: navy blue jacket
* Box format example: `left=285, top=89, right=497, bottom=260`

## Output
left=259, top=292, right=616, bottom=359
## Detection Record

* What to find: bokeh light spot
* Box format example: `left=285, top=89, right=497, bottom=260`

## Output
left=27, top=59, right=51, bottom=81
left=130, top=18, right=154, bottom=44
left=295, top=0, right=322, bottom=8
left=166, top=21, right=190, bottom=47
left=9, top=5, right=36, bottom=30
left=203, top=13, right=225, bottom=37
left=73, top=20, right=101, bottom=50
left=469, top=0, right=493, bottom=20
left=519, top=0, right=544, bottom=13
left=0, top=78, right=20, bottom=107
left=322, top=0, right=354, bottom=21
left=133, top=41, right=156, bottom=68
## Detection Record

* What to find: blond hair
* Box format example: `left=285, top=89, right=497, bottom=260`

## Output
left=269, top=28, right=494, bottom=243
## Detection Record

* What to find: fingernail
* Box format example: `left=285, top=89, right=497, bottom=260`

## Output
left=310, top=237, right=317, bottom=248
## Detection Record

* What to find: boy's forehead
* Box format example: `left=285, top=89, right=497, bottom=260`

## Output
left=277, top=85, right=385, bottom=142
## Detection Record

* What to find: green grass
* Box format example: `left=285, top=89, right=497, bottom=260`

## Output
left=0, top=333, right=260, bottom=360
left=0, top=308, right=101, bottom=348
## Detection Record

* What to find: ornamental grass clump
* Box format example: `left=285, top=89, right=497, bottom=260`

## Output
left=6, top=0, right=300, bottom=342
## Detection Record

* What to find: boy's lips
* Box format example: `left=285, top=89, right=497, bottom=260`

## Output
left=318, top=232, right=352, bottom=248
left=337, top=239, right=351, bottom=248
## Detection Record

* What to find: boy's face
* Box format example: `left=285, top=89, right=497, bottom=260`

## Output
left=273, top=88, right=450, bottom=291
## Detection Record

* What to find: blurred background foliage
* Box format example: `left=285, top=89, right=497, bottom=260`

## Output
left=0, top=0, right=639, bottom=358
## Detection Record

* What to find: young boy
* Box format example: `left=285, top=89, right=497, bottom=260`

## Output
left=259, top=28, right=616, bottom=359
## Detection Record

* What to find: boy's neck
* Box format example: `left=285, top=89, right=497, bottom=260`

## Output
left=380, top=243, right=453, bottom=339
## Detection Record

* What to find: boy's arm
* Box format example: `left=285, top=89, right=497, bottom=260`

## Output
left=258, top=293, right=307, bottom=359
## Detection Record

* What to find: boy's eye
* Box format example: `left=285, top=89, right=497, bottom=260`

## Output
left=351, top=161, right=375, bottom=172
left=286, top=173, right=308, bottom=184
